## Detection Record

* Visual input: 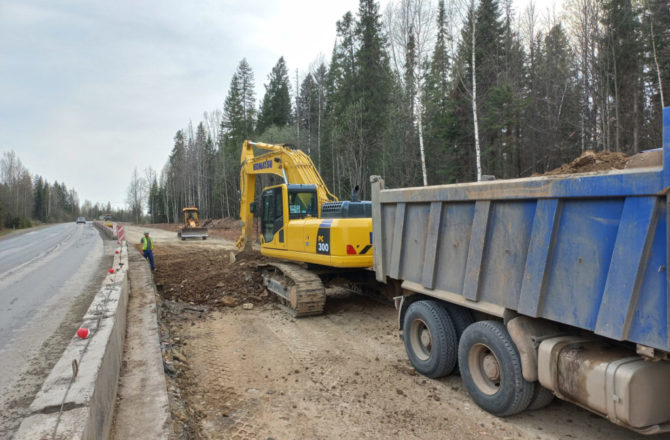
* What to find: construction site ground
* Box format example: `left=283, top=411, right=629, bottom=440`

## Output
left=118, top=224, right=653, bottom=440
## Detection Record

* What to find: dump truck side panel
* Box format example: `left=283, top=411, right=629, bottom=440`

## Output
left=373, top=176, right=668, bottom=352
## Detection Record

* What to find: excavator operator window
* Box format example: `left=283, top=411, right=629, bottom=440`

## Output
left=261, top=188, right=283, bottom=243
left=288, top=190, right=317, bottom=220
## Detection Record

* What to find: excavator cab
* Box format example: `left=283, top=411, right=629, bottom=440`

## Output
left=259, top=184, right=318, bottom=245
left=260, top=186, right=284, bottom=244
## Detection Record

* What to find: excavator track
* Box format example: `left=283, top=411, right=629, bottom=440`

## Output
left=260, top=262, right=326, bottom=317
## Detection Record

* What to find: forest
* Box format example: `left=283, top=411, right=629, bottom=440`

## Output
left=2, top=0, right=668, bottom=227
left=0, top=151, right=84, bottom=229
left=138, top=0, right=669, bottom=223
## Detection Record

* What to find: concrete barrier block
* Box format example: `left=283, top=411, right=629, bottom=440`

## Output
left=14, top=407, right=90, bottom=440
left=15, top=239, right=130, bottom=440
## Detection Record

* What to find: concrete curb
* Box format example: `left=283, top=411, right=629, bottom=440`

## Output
left=112, top=247, right=172, bottom=439
left=94, top=221, right=115, bottom=240
left=14, top=223, right=129, bottom=439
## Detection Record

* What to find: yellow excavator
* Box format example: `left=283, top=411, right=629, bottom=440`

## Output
left=236, top=140, right=373, bottom=316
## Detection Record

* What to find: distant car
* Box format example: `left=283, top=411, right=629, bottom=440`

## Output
left=76, top=216, right=86, bottom=224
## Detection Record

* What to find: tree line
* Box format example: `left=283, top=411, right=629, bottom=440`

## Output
left=0, top=151, right=84, bottom=228
left=136, top=0, right=669, bottom=222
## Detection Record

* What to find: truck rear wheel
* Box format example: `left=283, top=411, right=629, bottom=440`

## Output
left=442, top=303, right=474, bottom=341
left=458, top=320, right=534, bottom=416
left=403, top=300, right=458, bottom=378
left=442, top=304, right=474, bottom=374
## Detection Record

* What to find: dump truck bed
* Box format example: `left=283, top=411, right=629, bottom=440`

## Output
left=372, top=108, right=670, bottom=353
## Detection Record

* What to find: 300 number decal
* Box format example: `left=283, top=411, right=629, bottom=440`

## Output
left=316, top=227, right=331, bottom=255
left=317, top=242, right=329, bottom=253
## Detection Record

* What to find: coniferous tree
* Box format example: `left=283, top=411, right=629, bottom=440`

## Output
left=324, top=12, right=358, bottom=195
left=217, top=59, right=257, bottom=217
left=601, top=0, right=644, bottom=153
left=354, top=0, right=393, bottom=198
left=532, top=24, right=581, bottom=171
left=167, top=130, right=186, bottom=221
left=298, top=73, right=319, bottom=156
left=313, top=63, right=328, bottom=172
left=423, top=0, right=458, bottom=183
left=401, top=29, right=420, bottom=186
left=641, top=0, right=669, bottom=146
left=257, top=57, right=291, bottom=134
left=449, top=4, right=479, bottom=182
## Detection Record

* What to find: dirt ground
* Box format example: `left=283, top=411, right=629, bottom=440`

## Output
left=144, top=217, right=252, bottom=242
left=122, top=224, right=656, bottom=440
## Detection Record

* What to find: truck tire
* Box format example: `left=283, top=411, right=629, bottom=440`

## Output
left=442, top=303, right=475, bottom=341
left=403, top=300, right=458, bottom=378
left=458, top=320, right=534, bottom=417
left=527, top=384, right=554, bottom=411
left=442, top=303, right=475, bottom=374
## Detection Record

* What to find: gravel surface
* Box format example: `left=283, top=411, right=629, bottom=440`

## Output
left=126, top=223, right=654, bottom=440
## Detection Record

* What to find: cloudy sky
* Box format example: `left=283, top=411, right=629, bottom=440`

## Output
left=0, top=0, right=558, bottom=209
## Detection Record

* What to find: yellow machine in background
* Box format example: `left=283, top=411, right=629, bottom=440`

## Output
left=237, top=140, right=373, bottom=316
left=178, top=207, right=208, bottom=240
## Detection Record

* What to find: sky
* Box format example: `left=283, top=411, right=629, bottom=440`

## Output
left=0, top=0, right=558, bottom=209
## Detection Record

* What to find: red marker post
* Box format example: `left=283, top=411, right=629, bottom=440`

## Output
left=109, top=268, right=115, bottom=274
left=77, top=328, right=89, bottom=339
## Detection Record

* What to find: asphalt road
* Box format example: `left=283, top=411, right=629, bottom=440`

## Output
left=0, top=222, right=111, bottom=437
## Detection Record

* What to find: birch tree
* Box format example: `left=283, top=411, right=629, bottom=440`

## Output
left=386, top=0, right=435, bottom=185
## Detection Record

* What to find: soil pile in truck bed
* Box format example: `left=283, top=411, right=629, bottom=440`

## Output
left=539, top=148, right=662, bottom=176
left=541, top=150, right=629, bottom=175
left=148, top=245, right=271, bottom=307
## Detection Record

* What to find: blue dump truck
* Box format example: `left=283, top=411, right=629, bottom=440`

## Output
left=370, top=107, right=670, bottom=434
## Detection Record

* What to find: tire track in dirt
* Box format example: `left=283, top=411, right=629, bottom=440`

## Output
left=185, top=323, right=262, bottom=440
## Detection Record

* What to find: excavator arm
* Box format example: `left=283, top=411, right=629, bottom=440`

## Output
left=236, top=140, right=337, bottom=250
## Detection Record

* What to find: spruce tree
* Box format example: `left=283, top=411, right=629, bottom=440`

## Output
left=298, top=73, right=319, bottom=155
left=257, top=57, right=291, bottom=134
left=423, top=0, right=456, bottom=183
left=354, top=0, right=393, bottom=198
left=600, top=0, right=644, bottom=152
left=324, top=12, right=358, bottom=196
left=218, top=59, right=257, bottom=217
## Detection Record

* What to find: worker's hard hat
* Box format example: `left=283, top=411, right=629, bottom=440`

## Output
left=144, top=231, right=149, bottom=235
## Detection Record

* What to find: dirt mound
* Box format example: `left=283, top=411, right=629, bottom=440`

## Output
left=542, top=150, right=629, bottom=175
left=207, top=218, right=241, bottom=229
left=143, top=223, right=180, bottom=232
left=205, top=217, right=246, bottom=241
left=148, top=245, right=271, bottom=308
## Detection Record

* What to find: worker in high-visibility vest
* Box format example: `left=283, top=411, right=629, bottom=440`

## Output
left=141, top=231, right=155, bottom=271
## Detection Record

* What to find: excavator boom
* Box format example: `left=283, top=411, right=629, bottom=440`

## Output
left=237, top=140, right=337, bottom=250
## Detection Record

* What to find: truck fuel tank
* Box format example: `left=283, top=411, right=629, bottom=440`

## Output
left=538, top=336, right=670, bottom=433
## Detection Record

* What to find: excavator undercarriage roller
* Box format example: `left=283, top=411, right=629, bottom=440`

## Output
left=260, top=262, right=326, bottom=317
